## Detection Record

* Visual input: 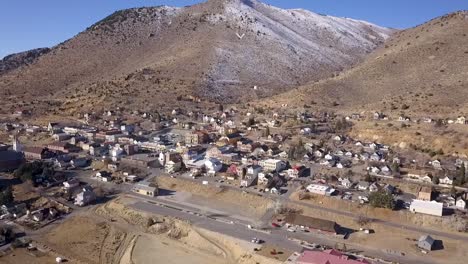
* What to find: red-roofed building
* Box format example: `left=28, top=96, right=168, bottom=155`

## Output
left=297, top=250, right=369, bottom=264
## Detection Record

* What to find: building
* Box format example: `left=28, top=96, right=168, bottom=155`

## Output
left=120, top=154, right=160, bottom=169
left=23, top=147, right=52, bottom=160
left=284, top=214, right=341, bottom=234
left=237, top=138, right=260, bottom=153
left=418, top=187, right=434, bottom=201
left=47, top=142, right=75, bottom=153
left=306, top=184, right=335, bottom=196
left=185, top=130, right=209, bottom=145
left=456, top=198, right=466, bottom=209
left=132, top=182, right=158, bottom=197
left=247, top=165, right=262, bottom=177
left=297, top=249, right=369, bottom=264
left=259, top=159, right=286, bottom=172
left=205, top=158, right=223, bottom=175
left=418, top=235, right=435, bottom=251
left=74, top=186, right=96, bottom=206
left=409, top=200, right=443, bottom=216
left=63, top=178, right=80, bottom=189
left=287, top=165, right=307, bottom=178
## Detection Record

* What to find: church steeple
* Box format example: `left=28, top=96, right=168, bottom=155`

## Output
left=12, top=135, right=22, bottom=152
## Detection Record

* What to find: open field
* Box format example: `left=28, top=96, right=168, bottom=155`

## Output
left=155, top=176, right=274, bottom=219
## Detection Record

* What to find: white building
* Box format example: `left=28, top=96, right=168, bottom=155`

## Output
left=409, top=200, right=443, bottom=216
left=306, top=184, right=334, bottom=196
left=247, top=165, right=263, bottom=177
left=456, top=199, right=466, bottom=209
left=259, top=159, right=286, bottom=172
left=205, top=158, right=223, bottom=174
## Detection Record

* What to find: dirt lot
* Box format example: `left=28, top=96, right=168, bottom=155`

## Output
left=155, top=176, right=274, bottom=219
left=0, top=248, right=57, bottom=264
left=26, top=196, right=277, bottom=264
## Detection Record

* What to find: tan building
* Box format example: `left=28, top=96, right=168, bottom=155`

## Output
left=418, top=187, right=434, bottom=201
left=132, top=182, right=158, bottom=197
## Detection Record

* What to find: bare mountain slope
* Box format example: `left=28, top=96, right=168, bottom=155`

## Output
left=262, top=11, right=468, bottom=117
left=0, top=48, right=50, bottom=75
left=0, top=0, right=391, bottom=115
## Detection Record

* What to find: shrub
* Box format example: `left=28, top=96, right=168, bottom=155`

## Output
left=369, top=191, right=395, bottom=210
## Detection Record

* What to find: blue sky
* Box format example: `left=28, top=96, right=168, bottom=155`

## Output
left=1, top=0, right=467, bottom=58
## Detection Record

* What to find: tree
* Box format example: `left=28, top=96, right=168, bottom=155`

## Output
left=450, top=186, right=457, bottom=197
left=391, top=162, right=400, bottom=174
left=263, top=126, right=270, bottom=137
left=432, top=175, right=440, bottom=185
left=246, top=117, right=255, bottom=127
left=0, top=186, right=14, bottom=206
left=369, top=191, right=395, bottom=210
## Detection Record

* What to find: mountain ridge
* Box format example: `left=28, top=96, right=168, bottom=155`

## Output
left=0, top=0, right=391, bottom=115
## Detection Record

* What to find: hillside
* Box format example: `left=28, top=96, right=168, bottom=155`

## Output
left=261, top=11, right=468, bottom=117
left=0, top=48, right=50, bottom=75
left=0, top=0, right=391, bottom=115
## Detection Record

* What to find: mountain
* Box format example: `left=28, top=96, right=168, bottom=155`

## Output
left=262, top=11, right=468, bottom=117
left=0, top=48, right=50, bottom=75
left=0, top=0, right=391, bottom=115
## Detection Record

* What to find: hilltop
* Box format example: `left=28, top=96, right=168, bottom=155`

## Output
left=260, top=11, right=468, bottom=117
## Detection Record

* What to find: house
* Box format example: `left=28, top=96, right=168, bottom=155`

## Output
left=52, top=133, right=71, bottom=142
left=431, top=160, right=442, bottom=170
left=439, top=175, right=454, bottom=185
left=217, top=132, right=242, bottom=146
left=418, top=187, right=434, bottom=201
left=340, top=178, right=353, bottom=188
left=418, top=235, right=435, bottom=251
left=47, top=142, right=75, bottom=153
left=306, top=184, right=335, bottom=196
left=369, top=182, right=380, bottom=193
left=410, top=200, right=443, bottom=216
left=456, top=116, right=466, bottom=125
left=205, top=158, right=223, bottom=175
left=382, top=184, right=395, bottom=194
left=74, top=186, right=96, bottom=206
left=356, top=181, right=370, bottom=191
left=259, top=159, right=286, bottom=172
left=456, top=198, right=467, bottom=209
left=240, top=173, right=258, bottom=187
left=63, top=178, right=80, bottom=189
left=71, top=157, right=89, bottom=168
left=284, top=214, right=341, bottom=234
left=286, top=165, right=307, bottom=179
left=132, top=182, right=158, bottom=197
left=258, top=172, right=269, bottom=185
left=237, top=138, right=260, bottom=153
left=185, top=130, right=209, bottom=145
left=297, top=249, right=369, bottom=264
left=247, top=165, right=262, bottom=177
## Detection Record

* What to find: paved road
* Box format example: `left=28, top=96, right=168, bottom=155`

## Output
left=128, top=195, right=438, bottom=264
left=156, top=173, right=468, bottom=243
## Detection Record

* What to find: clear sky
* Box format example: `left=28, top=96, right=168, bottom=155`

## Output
left=1, top=0, right=467, bottom=58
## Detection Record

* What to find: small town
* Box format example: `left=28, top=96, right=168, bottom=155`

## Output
left=0, top=105, right=467, bottom=264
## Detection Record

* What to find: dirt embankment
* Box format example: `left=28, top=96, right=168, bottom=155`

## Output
left=96, top=197, right=278, bottom=264
left=43, top=216, right=128, bottom=264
